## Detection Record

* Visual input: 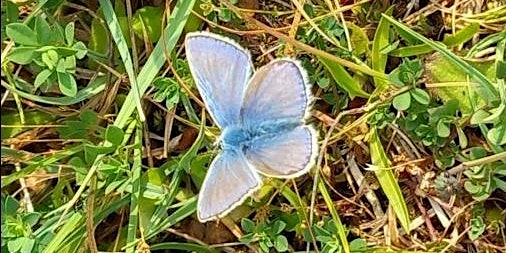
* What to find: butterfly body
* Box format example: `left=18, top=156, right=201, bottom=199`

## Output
left=185, top=32, right=318, bottom=222
left=221, top=119, right=300, bottom=150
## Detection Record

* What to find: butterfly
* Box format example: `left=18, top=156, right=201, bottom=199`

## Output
left=185, top=31, right=318, bottom=222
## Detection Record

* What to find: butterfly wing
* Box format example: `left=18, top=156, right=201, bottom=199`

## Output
left=240, top=59, right=311, bottom=128
left=244, top=126, right=317, bottom=178
left=185, top=32, right=253, bottom=128
left=197, top=149, right=261, bottom=222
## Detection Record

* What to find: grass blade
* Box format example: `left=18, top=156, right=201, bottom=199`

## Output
left=146, top=197, right=198, bottom=239
left=53, top=0, right=196, bottom=228
left=390, top=23, right=479, bottom=57
left=371, top=7, right=393, bottom=93
left=369, top=127, right=411, bottom=232
left=318, top=179, right=350, bottom=253
left=1, top=77, right=106, bottom=106
left=114, top=0, right=196, bottom=128
left=42, top=212, right=83, bottom=253
left=125, top=122, right=143, bottom=253
left=382, top=14, right=498, bottom=102
left=1, top=145, right=83, bottom=188
left=99, top=0, right=145, bottom=121
left=150, top=242, right=217, bottom=252
left=319, top=56, right=370, bottom=98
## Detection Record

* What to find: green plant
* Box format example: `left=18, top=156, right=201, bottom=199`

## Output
left=1, top=196, right=42, bottom=253
left=6, top=17, right=87, bottom=97
left=314, top=218, right=368, bottom=253
left=200, top=0, right=239, bottom=22
left=240, top=218, right=289, bottom=252
left=462, top=148, right=506, bottom=201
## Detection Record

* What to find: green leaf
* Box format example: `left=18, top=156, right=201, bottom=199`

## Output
left=241, top=218, right=256, bottom=233
left=35, top=16, right=52, bottom=45
left=369, top=127, right=411, bottom=233
left=410, top=88, right=430, bottom=105
left=390, top=23, right=479, bottom=57
left=317, top=180, right=350, bottom=253
left=20, top=238, right=35, bottom=253
left=57, top=72, right=77, bottom=97
left=456, top=126, right=468, bottom=149
left=436, top=120, right=451, bottom=137
left=319, top=56, right=370, bottom=98
left=34, top=69, right=53, bottom=88
left=425, top=54, right=494, bottom=115
left=6, top=23, right=39, bottom=46
left=7, top=46, right=36, bottom=64
left=393, top=92, right=411, bottom=110
left=371, top=6, right=393, bottom=92
left=99, top=0, right=144, bottom=121
left=72, top=41, right=87, bottom=59
left=65, top=22, right=74, bottom=45
left=2, top=110, right=55, bottom=139
left=150, top=242, right=217, bottom=253
left=132, top=6, right=164, bottom=42
left=349, top=238, right=368, bottom=252
left=4, top=76, right=106, bottom=106
left=8, top=237, right=24, bottom=252
left=22, top=212, right=41, bottom=227
left=272, top=220, right=286, bottom=234
left=470, top=109, right=492, bottom=124
left=41, top=49, right=59, bottom=70
left=347, top=22, right=369, bottom=56
left=56, top=58, right=66, bottom=73
left=383, top=15, right=499, bottom=103
left=64, top=56, right=76, bottom=72
left=2, top=195, right=20, bottom=215
left=497, top=60, right=506, bottom=79
left=105, top=125, right=125, bottom=146
left=3, top=1, right=18, bottom=26
left=488, top=125, right=506, bottom=145
left=42, top=212, right=83, bottom=253
left=273, top=235, right=288, bottom=252
left=468, top=217, right=486, bottom=240
left=113, top=0, right=196, bottom=128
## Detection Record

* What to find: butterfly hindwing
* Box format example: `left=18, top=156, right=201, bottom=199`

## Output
left=185, top=32, right=253, bottom=128
left=197, top=149, right=261, bottom=222
left=244, top=126, right=317, bottom=178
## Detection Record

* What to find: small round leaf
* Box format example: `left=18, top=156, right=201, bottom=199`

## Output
left=393, top=92, right=411, bottom=111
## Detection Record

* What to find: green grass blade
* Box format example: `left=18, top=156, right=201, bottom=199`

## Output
left=99, top=0, right=145, bottom=121
left=319, top=56, right=370, bottom=98
left=114, top=0, right=196, bottom=128
left=150, top=242, right=217, bottom=252
left=369, top=127, right=411, bottom=232
left=371, top=7, right=393, bottom=92
left=390, top=23, right=479, bottom=57
left=147, top=117, right=205, bottom=237
left=52, top=0, right=196, bottom=228
left=42, top=212, right=83, bottom=253
left=146, top=197, right=198, bottom=239
left=318, top=179, right=350, bottom=253
left=1, top=145, right=83, bottom=188
left=1, top=77, right=106, bottom=105
left=125, top=123, right=143, bottom=253
left=382, top=14, right=498, bottom=102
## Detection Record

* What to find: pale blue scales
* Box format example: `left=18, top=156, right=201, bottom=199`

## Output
left=185, top=31, right=318, bottom=222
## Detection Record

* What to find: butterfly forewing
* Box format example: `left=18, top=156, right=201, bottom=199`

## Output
left=197, top=149, right=261, bottom=222
left=240, top=59, right=311, bottom=129
left=185, top=32, right=253, bottom=128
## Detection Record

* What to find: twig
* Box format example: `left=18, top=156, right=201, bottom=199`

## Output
left=447, top=151, right=506, bottom=174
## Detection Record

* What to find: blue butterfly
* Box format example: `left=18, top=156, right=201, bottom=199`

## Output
left=185, top=32, right=318, bottom=222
